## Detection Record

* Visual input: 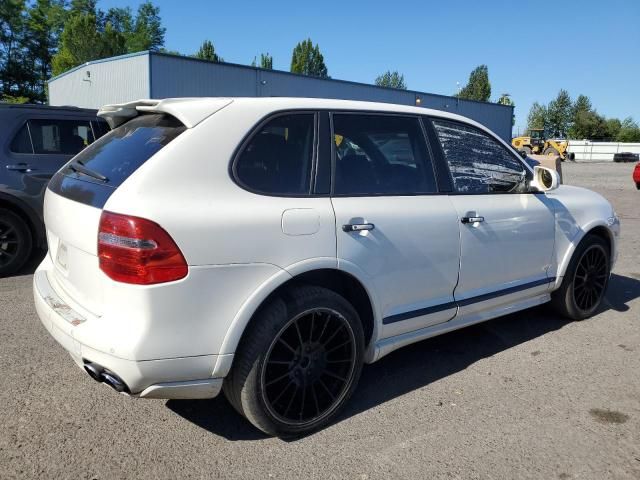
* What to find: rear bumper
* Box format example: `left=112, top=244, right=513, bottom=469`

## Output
left=33, top=259, right=224, bottom=399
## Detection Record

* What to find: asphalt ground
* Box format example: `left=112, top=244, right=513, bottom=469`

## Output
left=0, top=161, right=638, bottom=479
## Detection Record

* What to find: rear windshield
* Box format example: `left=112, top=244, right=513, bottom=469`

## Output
left=66, top=113, right=186, bottom=187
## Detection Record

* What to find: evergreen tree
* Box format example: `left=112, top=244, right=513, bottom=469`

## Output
left=290, top=38, right=328, bottom=78
left=375, top=70, right=407, bottom=89
left=546, top=89, right=572, bottom=137
left=457, top=65, right=491, bottom=101
left=195, top=40, right=222, bottom=62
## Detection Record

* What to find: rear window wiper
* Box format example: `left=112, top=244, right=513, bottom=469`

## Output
left=67, top=160, right=109, bottom=183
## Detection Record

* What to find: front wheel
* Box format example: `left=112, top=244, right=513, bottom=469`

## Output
left=224, top=285, right=364, bottom=437
left=551, top=235, right=611, bottom=320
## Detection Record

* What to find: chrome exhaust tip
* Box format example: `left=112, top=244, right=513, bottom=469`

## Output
left=101, top=371, right=127, bottom=393
left=84, top=362, right=103, bottom=382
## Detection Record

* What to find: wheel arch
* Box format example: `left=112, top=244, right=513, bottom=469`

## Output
left=218, top=264, right=378, bottom=374
left=554, top=221, right=615, bottom=288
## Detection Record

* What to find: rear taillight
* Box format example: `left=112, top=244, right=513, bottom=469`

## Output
left=98, top=211, right=188, bottom=285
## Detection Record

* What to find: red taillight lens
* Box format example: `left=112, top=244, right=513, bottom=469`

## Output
left=98, top=211, right=188, bottom=285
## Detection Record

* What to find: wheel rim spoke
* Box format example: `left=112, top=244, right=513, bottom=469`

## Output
left=573, top=245, right=608, bottom=313
left=261, top=307, right=356, bottom=426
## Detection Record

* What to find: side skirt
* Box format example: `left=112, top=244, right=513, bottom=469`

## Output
left=369, top=293, right=550, bottom=363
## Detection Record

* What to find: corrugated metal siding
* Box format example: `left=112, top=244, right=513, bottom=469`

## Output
left=49, top=52, right=513, bottom=140
left=49, top=53, right=149, bottom=109
left=151, top=54, right=513, bottom=140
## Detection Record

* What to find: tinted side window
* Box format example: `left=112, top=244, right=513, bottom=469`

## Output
left=65, top=113, right=186, bottom=187
left=235, top=114, right=314, bottom=195
left=10, top=119, right=97, bottom=155
left=10, top=123, right=33, bottom=153
left=333, top=114, right=436, bottom=195
left=432, top=119, right=527, bottom=194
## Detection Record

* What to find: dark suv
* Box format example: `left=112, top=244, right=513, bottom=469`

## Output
left=0, top=104, right=109, bottom=276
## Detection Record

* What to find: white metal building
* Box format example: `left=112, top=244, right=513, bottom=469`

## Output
left=48, top=51, right=514, bottom=141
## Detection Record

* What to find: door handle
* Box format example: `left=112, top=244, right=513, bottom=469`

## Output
left=342, top=223, right=375, bottom=232
left=6, top=163, right=36, bottom=172
left=461, top=216, right=484, bottom=224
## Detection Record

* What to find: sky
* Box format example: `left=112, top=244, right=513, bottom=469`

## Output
left=101, top=0, right=639, bottom=134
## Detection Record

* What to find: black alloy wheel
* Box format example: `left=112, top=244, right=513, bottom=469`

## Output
left=260, top=308, right=357, bottom=426
left=0, top=209, right=32, bottom=277
left=572, top=243, right=609, bottom=314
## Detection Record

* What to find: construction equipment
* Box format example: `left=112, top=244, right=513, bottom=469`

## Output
left=512, top=128, right=575, bottom=161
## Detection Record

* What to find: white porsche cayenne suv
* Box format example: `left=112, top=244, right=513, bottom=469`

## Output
left=34, top=97, right=619, bottom=436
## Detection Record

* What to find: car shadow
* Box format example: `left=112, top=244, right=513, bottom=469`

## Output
left=168, top=272, right=639, bottom=441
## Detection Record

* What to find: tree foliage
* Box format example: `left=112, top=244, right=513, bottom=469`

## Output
left=290, top=38, right=328, bottom=78
left=616, top=117, right=640, bottom=142
left=546, top=89, right=572, bottom=137
left=375, top=70, right=406, bottom=89
left=195, top=40, right=222, bottom=62
left=252, top=52, right=272, bottom=69
left=526, top=102, right=548, bottom=131
left=456, top=65, right=491, bottom=102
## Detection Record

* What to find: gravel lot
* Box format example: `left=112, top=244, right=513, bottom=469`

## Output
left=1, top=162, right=638, bottom=480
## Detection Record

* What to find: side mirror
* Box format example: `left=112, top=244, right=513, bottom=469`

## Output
left=531, top=166, right=560, bottom=192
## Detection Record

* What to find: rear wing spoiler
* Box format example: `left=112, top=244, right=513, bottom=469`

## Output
left=98, top=98, right=233, bottom=129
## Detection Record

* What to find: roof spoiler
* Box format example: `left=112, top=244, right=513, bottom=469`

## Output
left=98, top=98, right=233, bottom=129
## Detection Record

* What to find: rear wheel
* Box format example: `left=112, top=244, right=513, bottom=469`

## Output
left=551, top=235, right=610, bottom=320
left=0, top=208, right=33, bottom=277
left=522, top=146, right=532, bottom=155
left=224, top=285, right=364, bottom=437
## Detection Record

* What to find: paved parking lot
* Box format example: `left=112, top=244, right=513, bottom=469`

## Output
left=1, top=162, right=638, bottom=480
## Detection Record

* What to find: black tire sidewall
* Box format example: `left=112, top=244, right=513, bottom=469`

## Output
left=0, top=208, right=32, bottom=277
left=228, top=285, right=365, bottom=437
left=555, top=235, right=610, bottom=320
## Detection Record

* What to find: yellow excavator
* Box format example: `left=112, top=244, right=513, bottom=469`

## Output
left=512, top=128, right=575, bottom=161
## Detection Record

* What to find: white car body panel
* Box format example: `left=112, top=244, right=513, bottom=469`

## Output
left=33, top=97, right=619, bottom=399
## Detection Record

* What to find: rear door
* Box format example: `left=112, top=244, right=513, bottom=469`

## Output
left=330, top=113, right=460, bottom=339
left=429, top=118, right=556, bottom=318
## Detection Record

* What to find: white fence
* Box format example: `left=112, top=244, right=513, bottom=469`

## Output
left=568, top=140, right=640, bottom=162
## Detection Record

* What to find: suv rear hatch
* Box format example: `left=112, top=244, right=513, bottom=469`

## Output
left=44, top=98, right=232, bottom=314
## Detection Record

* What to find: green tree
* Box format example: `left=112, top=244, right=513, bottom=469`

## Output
left=527, top=102, right=548, bottom=132
left=252, top=52, right=272, bottom=69
left=0, top=0, right=32, bottom=99
left=604, top=118, right=621, bottom=140
left=457, top=65, right=491, bottom=102
left=195, top=40, right=222, bottom=62
left=375, top=70, right=407, bottom=89
left=616, top=117, right=640, bottom=142
left=127, top=1, right=164, bottom=52
left=497, top=93, right=514, bottom=106
left=25, top=0, right=67, bottom=99
left=290, top=38, right=328, bottom=78
left=546, top=89, right=572, bottom=137
left=52, top=14, right=105, bottom=75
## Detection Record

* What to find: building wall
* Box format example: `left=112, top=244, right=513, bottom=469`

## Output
left=48, top=51, right=513, bottom=141
left=48, top=52, right=150, bottom=109
left=151, top=54, right=513, bottom=141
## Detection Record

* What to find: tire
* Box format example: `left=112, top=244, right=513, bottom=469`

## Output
left=636, top=183, right=640, bottom=190
left=0, top=208, right=33, bottom=277
left=544, top=147, right=560, bottom=157
left=551, top=235, right=611, bottom=320
left=522, top=146, right=532, bottom=155
left=224, top=285, right=365, bottom=437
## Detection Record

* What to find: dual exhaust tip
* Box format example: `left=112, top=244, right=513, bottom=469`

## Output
left=84, top=362, right=129, bottom=393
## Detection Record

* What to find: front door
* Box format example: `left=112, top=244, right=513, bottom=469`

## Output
left=330, top=113, right=461, bottom=339
left=430, top=118, right=556, bottom=318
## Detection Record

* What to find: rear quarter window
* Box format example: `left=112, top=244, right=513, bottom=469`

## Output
left=67, top=114, right=185, bottom=187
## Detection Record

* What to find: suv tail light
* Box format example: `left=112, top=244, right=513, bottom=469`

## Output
left=98, top=211, right=188, bottom=285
